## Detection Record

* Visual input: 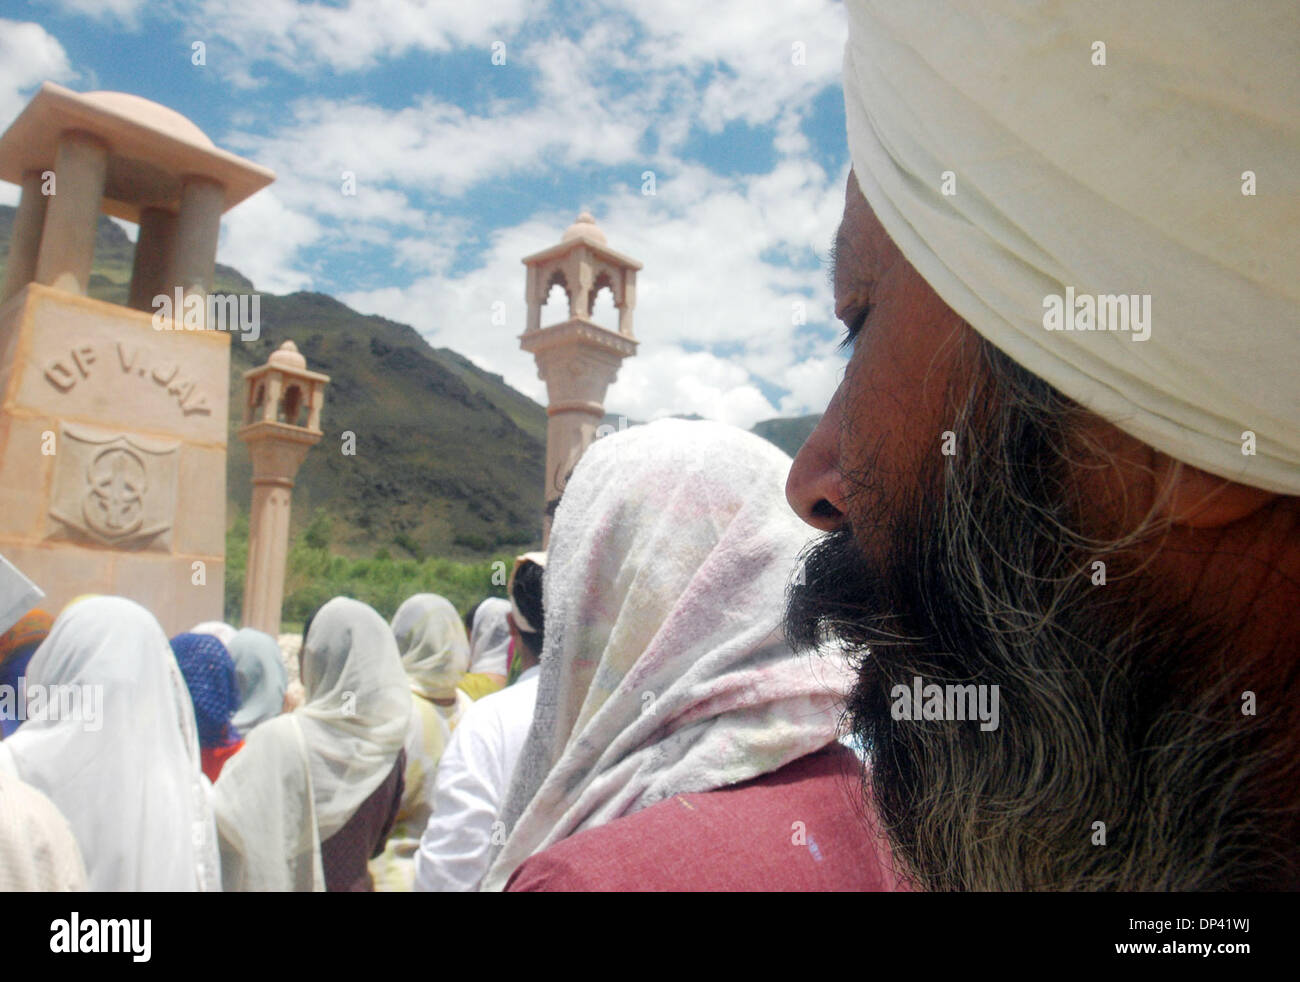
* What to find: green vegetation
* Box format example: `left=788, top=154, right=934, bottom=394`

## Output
left=225, top=510, right=507, bottom=626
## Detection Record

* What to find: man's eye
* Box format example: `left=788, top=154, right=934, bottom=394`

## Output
left=837, top=305, right=871, bottom=351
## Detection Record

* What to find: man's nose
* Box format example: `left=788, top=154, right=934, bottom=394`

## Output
left=786, top=385, right=848, bottom=531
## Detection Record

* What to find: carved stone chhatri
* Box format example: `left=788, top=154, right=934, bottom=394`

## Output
left=237, top=341, right=329, bottom=636
left=520, top=212, right=642, bottom=543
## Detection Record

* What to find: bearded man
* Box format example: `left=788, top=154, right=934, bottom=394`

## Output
left=785, top=0, right=1299, bottom=890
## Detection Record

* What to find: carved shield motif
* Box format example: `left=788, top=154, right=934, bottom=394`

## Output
left=48, top=426, right=179, bottom=550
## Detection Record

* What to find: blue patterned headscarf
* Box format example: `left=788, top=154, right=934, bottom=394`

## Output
left=169, top=633, right=241, bottom=749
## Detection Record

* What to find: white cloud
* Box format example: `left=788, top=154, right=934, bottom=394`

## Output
left=776, top=355, right=845, bottom=417
left=0, top=20, right=75, bottom=130
left=609, top=347, right=779, bottom=429
left=218, top=191, right=321, bottom=294
left=338, top=154, right=847, bottom=429
left=47, top=0, right=149, bottom=24
left=188, top=0, right=532, bottom=79
left=204, top=3, right=853, bottom=424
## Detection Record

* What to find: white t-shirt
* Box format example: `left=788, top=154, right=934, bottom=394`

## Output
left=414, top=666, right=540, bottom=892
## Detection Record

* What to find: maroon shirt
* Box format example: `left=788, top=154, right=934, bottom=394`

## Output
left=320, top=749, right=406, bottom=892
left=506, top=744, right=904, bottom=892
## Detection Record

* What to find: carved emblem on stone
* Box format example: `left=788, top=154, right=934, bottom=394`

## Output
left=47, top=425, right=178, bottom=550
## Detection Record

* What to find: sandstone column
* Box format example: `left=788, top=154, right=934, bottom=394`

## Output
left=520, top=212, right=640, bottom=543
left=165, top=176, right=225, bottom=325
left=33, top=130, right=108, bottom=296
left=1, top=169, right=49, bottom=303
left=238, top=342, right=329, bottom=635
left=127, top=206, right=177, bottom=311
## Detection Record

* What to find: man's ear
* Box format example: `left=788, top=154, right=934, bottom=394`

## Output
left=1152, top=454, right=1278, bottom=528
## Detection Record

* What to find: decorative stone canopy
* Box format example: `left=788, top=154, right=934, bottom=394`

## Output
left=522, top=210, right=642, bottom=337
left=0, top=83, right=273, bottom=224
left=520, top=212, right=642, bottom=543
left=0, top=82, right=275, bottom=310
left=241, top=341, right=328, bottom=434
left=561, top=209, right=607, bottom=245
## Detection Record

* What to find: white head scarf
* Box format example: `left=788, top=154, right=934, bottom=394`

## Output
left=0, top=769, right=87, bottom=891
left=190, top=621, right=238, bottom=647
left=843, top=0, right=1300, bottom=493
left=468, top=597, right=512, bottom=676
left=481, top=419, right=854, bottom=890
left=213, top=597, right=411, bottom=891
left=0, top=596, right=219, bottom=891
left=391, top=594, right=471, bottom=700
left=228, top=628, right=288, bottom=734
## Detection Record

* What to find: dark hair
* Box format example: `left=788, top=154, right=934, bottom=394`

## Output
left=510, top=560, right=545, bottom=658
left=301, top=605, right=323, bottom=647
left=464, top=598, right=485, bottom=637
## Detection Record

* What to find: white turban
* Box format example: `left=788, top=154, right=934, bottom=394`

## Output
left=843, top=1, right=1300, bottom=493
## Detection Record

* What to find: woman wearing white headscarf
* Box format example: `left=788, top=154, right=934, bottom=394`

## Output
left=213, top=597, right=411, bottom=891
left=369, top=593, right=467, bottom=891
left=228, top=628, right=288, bottom=734
left=0, top=596, right=220, bottom=891
left=468, top=597, right=511, bottom=677
left=391, top=594, right=472, bottom=730
left=481, top=419, right=855, bottom=891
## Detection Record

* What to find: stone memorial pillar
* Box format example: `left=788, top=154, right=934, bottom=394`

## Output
left=520, top=212, right=640, bottom=543
left=237, top=341, right=329, bottom=636
left=0, top=83, right=274, bottom=634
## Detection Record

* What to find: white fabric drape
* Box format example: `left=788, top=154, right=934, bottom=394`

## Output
left=481, top=419, right=854, bottom=890
left=0, top=768, right=87, bottom=891
left=190, top=621, right=238, bottom=647
left=391, top=594, right=471, bottom=701
left=843, top=0, right=1300, bottom=493
left=468, top=597, right=511, bottom=677
left=228, top=628, right=288, bottom=734
left=0, top=596, right=219, bottom=891
left=213, top=597, right=411, bottom=890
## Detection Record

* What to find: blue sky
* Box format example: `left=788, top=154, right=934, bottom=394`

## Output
left=0, top=0, right=852, bottom=426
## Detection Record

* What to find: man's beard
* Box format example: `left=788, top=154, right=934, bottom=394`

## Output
left=786, top=345, right=1299, bottom=890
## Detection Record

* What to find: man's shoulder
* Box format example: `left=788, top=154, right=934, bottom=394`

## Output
left=505, top=745, right=902, bottom=892
left=469, top=672, right=539, bottom=717
left=452, top=673, right=539, bottom=748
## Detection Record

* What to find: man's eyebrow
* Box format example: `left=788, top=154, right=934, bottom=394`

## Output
left=827, top=233, right=841, bottom=292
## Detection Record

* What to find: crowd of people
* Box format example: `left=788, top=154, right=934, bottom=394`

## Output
left=0, top=0, right=1294, bottom=892
left=0, top=420, right=898, bottom=891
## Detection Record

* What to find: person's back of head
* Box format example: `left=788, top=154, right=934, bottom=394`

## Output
left=508, top=557, right=545, bottom=662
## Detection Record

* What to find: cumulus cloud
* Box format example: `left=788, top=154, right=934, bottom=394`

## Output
left=339, top=153, right=847, bottom=428
left=218, top=191, right=321, bottom=294
left=186, top=0, right=532, bottom=79
left=210, top=2, right=852, bottom=424
left=47, top=0, right=149, bottom=24
left=0, top=20, right=75, bottom=130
